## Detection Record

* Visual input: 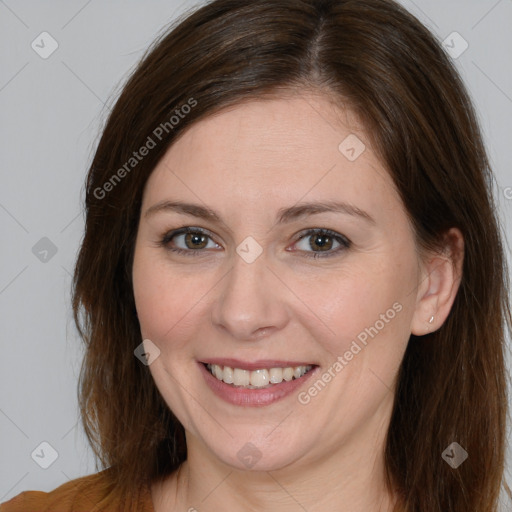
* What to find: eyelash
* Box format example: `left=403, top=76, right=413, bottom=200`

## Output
left=157, top=227, right=351, bottom=259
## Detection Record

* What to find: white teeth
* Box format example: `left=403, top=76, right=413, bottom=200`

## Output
left=283, top=367, right=294, bottom=381
left=233, top=368, right=250, bottom=386
left=213, top=365, right=223, bottom=380
left=269, top=367, right=283, bottom=383
left=223, top=365, right=234, bottom=384
left=206, top=363, right=313, bottom=388
left=250, top=369, right=269, bottom=387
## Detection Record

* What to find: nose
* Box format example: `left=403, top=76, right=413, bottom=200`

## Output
left=210, top=250, right=289, bottom=341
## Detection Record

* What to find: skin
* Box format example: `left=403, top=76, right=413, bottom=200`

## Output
left=132, top=91, right=464, bottom=512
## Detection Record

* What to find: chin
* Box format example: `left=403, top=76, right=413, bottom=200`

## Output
left=198, top=425, right=312, bottom=472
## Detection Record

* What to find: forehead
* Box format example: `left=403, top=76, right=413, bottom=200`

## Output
left=142, top=93, right=402, bottom=221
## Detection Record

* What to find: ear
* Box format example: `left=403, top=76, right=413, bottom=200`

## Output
left=411, top=228, right=464, bottom=336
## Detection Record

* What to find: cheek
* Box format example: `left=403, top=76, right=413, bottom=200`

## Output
left=304, top=251, right=417, bottom=361
left=132, top=250, right=203, bottom=350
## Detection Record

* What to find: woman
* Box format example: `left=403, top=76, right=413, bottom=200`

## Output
left=2, top=0, right=510, bottom=510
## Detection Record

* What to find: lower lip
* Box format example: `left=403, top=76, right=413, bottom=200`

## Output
left=198, top=362, right=319, bottom=407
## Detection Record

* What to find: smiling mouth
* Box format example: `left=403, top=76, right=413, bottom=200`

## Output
left=204, top=363, right=316, bottom=389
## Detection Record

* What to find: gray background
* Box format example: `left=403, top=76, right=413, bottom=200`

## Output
left=1, top=0, right=511, bottom=507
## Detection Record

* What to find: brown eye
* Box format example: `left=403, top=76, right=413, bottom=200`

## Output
left=183, top=232, right=209, bottom=249
left=292, top=229, right=350, bottom=259
left=309, top=233, right=335, bottom=252
left=160, top=228, right=220, bottom=256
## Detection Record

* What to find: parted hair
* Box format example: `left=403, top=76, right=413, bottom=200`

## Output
left=72, top=0, right=511, bottom=510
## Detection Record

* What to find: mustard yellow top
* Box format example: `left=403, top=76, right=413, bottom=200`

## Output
left=0, top=469, right=154, bottom=512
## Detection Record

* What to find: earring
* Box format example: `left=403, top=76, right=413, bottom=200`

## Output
left=426, top=315, right=434, bottom=332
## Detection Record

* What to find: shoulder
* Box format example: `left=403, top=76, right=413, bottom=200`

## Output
left=0, top=468, right=154, bottom=512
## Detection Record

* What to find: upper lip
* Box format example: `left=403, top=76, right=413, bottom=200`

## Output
left=199, top=358, right=317, bottom=371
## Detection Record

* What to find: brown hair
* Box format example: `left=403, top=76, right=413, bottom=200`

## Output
left=72, top=0, right=511, bottom=509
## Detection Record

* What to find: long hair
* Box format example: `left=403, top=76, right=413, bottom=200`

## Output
left=72, top=0, right=511, bottom=509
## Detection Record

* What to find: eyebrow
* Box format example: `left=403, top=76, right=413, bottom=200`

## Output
left=144, top=200, right=375, bottom=225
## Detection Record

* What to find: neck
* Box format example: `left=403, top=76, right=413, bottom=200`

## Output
left=180, top=451, right=396, bottom=512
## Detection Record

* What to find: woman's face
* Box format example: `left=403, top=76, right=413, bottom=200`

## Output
left=132, top=92, right=429, bottom=471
